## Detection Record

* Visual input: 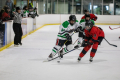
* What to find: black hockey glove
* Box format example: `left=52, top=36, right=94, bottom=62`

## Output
left=81, top=40, right=88, bottom=47
left=88, top=40, right=93, bottom=45
left=81, top=40, right=93, bottom=47
left=65, top=34, right=72, bottom=41
left=75, top=26, right=82, bottom=32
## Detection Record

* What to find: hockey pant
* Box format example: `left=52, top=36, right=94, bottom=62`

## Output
left=51, top=39, right=74, bottom=55
left=79, top=37, right=104, bottom=57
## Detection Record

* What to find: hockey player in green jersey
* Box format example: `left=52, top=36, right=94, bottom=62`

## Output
left=48, top=15, right=80, bottom=58
left=75, top=14, right=95, bottom=48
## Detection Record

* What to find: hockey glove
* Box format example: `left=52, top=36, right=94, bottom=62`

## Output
left=75, top=26, right=82, bottom=32
left=65, top=34, right=72, bottom=41
left=81, top=40, right=88, bottom=47
left=88, top=40, right=93, bottom=45
left=68, top=29, right=74, bottom=33
left=81, top=40, right=93, bottom=47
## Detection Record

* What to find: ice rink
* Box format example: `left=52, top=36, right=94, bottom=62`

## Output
left=0, top=25, right=120, bottom=80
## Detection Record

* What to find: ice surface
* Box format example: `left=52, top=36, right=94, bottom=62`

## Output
left=0, top=25, right=120, bottom=80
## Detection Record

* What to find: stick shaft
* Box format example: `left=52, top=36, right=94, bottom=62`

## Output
left=109, top=26, right=120, bottom=30
left=104, top=38, right=117, bottom=47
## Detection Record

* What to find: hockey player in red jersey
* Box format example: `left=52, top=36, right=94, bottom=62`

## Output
left=81, top=10, right=97, bottom=21
left=78, top=22, right=104, bottom=62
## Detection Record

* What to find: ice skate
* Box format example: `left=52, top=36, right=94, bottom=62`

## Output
left=59, top=50, right=63, bottom=58
left=14, top=44, right=19, bottom=47
left=48, top=53, right=53, bottom=58
left=74, top=41, right=81, bottom=49
left=78, top=56, right=81, bottom=62
left=89, top=57, right=93, bottom=62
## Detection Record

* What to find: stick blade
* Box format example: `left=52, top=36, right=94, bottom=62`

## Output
left=109, top=26, right=113, bottom=30
left=111, top=44, right=117, bottom=47
left=113, top=45, right=117, bottom=47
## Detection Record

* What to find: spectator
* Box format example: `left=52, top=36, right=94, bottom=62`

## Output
left=5, top=0, right=13, bottom=12
left=0, top=10, right=4, bottom=48
left=0, top=9, right=5, bottom=19
left=13, top=7, right=23, bottom=47
left=28, top=7, right=35, bottom=18
left=23, top=6, right=29, bottom=18
left=1, top=6, right=11, bottom=21
left=34, top=7, right=39, bottom=17
left=12, top=5, right=16, bottom=12
left=29, top=3, right=33, bottom=8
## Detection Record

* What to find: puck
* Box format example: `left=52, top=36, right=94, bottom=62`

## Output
left=57, top=61, right=60, bottom=63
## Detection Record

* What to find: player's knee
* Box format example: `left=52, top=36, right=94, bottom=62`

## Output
left=63, top=44, right=74, bottom=53
left=66, top=44, right=74, bottom=51
left=84, top=45, right=91, bottom=51
left=54, top=45, right=61, bottom=50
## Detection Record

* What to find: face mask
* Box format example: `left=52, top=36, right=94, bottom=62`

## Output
left=85, top=25, right=91, bottom=31
left=69, top=20, right=75, bottom=25
left=85, top=19, right=90, bottom=23
left=86, top=28, right=90, bottom=31
left=70, top=23, right=74, bottom=25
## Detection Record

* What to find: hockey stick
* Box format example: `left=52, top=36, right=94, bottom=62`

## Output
left=56, top=38, right=79, bottom=57
left=109, top=26, right=120, bottom=30
left=104, top=38, right=117, bottom=47
left=73, top=38, right=79, bottom=45
left=43, top=37, right=79, bottom=62
left=43, top=48, right=78, bottom=62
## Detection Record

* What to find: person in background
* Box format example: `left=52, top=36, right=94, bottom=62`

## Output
left=5, top=0, right=13, bottom=12
left=0, top=9, right=5, bottom=19
left=29, top=3, right=33, bottom=8
left=81, top=10, right=98, bottom=21
left=34, top=7, right=39, bottom=17
left=28, top=7, right=35, bottom=18
left=13, top=7, right=23, bottom=47
left=23, top=6, right=29, bottom=18
left=12, top=5, right=16, bottom=12
left=1, top=6, right=11, bottom=21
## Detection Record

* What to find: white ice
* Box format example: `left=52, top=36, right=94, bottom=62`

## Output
left=0, top=25, right=120, bottom=80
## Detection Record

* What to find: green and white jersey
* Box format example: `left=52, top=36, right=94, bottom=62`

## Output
left=79, top=19, right=95, bottom=30
left=23, top=10, right=29, bottom=17
left=57, top=20, right=80, bottom=40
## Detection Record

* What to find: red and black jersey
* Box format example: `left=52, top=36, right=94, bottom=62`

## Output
left=81, top=14, right=97, bottom=21
left=84, top=26, right=104, bottom=42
